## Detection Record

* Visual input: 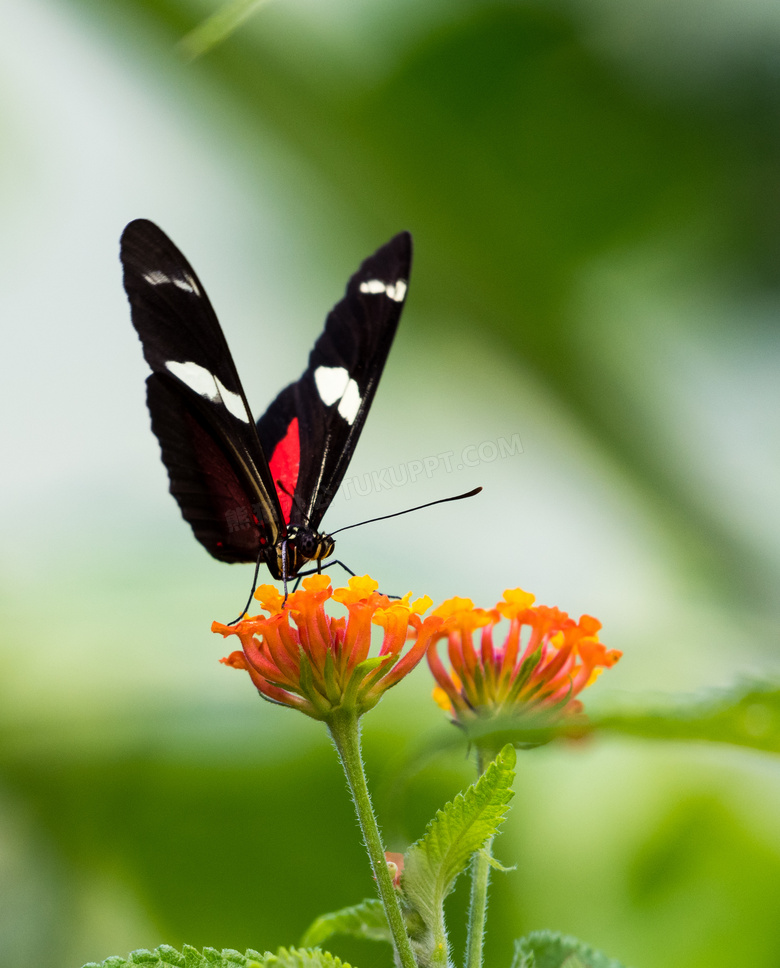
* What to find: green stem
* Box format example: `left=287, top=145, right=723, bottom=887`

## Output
left=465, top=746, right=497, bottom=968
left=466, top=841, right=492, bottom=968
left=328, top=710, right=417, bottom=968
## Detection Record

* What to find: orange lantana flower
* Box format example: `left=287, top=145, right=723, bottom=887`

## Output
left=427, top=588, right=621, bottom=726
left=213, top=575, right=439, bottom=721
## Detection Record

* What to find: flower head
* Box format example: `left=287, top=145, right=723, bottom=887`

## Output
left=213, top=575, right=440, bottom=721
left=427, top=588, right=621, bottom=731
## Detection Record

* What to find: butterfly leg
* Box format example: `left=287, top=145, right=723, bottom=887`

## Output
left=325, top=559, right=357, bottom=579
left=320, top=560, right=402, bottom=599
left=293, top=559, right=357, bottom=586
left=288, top=560, right=336, bottom=593
left=292, top=561, right=401, bottom=600
left=226, top=549, right=266, bottom=625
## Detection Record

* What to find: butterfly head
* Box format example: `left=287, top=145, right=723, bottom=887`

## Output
left=271, top=526, right=335, bottom=580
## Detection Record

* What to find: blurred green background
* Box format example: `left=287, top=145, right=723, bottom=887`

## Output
left=1, top=0, right=779, bottom=966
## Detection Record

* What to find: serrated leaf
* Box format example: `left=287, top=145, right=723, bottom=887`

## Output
left=156, top=947, right=186, bottom=967
left=402, top=744, right=516, bottom=935
left=265, top=949, right=355, bottom=968
left=301, top=899, right=391, bottom=947
left=81, top=946, right=346, bottom=968
left=512, top=931, right=631, bottom=968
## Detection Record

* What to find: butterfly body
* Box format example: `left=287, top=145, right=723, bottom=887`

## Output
left=121, top=220, right=411, bottom=585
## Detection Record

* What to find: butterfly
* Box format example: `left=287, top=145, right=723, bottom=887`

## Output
left=120, top=219, right=412, bottom=590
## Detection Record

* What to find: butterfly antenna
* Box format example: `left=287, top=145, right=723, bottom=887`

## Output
left=330, top=486, right=482, bottom=536
left=227, top=550, right=266, bottom=625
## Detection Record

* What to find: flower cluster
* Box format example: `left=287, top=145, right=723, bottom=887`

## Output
left=214, top=576, right=620, bottom=730
left=213, top=575, right=438, bottom=721
left=427, top=588, right=622, bottom=726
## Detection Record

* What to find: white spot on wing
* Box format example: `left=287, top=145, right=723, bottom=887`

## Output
left=338, top=379, right=362, bottom=424
left=142, top=270, right=201, bottom=296
left=387, top=279, right=407, bottom=302
left=314, top=366, right=362, bottom=424
left=359, top=278, right=407, bottom=302
left=173, top=272, right=200, bottom=295
left=166, top=360, right=212, bottom=395
left=214, top=376, right=249, bottom=422
left=359, top=279, right=386, bottom=295
left=143, top=270, right=169, bottom=285
left=314, top=366, right=349, bottom=405
left=165, top=360, right=250, bottom=423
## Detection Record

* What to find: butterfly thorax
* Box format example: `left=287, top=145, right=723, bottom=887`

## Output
left=266, top=526, right=335, bottom=581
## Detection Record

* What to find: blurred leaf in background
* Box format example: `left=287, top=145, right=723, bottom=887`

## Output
left=1, top=0, right=779, bottom=967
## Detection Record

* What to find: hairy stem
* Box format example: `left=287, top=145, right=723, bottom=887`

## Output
left=328, top=710, right=417, bottom=968
left=465, top=746, right=498, bottom=968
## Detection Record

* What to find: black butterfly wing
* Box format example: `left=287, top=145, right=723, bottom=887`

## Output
left=120, top=219, right=284, bottom=562
left=256, top=232, right=412, bottom=531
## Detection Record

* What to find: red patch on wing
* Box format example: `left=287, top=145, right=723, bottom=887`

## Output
left=269, top=417, right=301, bottom=524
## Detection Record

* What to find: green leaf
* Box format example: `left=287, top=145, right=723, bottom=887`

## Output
left=81, top=947, right=264, bottom=968
left=441, top=682, right=780, bottom=756
left=591, top=683, right=780, bottom=752
left=512, top=931, right=631, bottom=968
left=265, top=950, right=355, bottom=968
left=81, top=946, right=353, bottom=968
left=301, top=899, right=391, bottom=947
left=402, top=745, right=516, bottom=944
